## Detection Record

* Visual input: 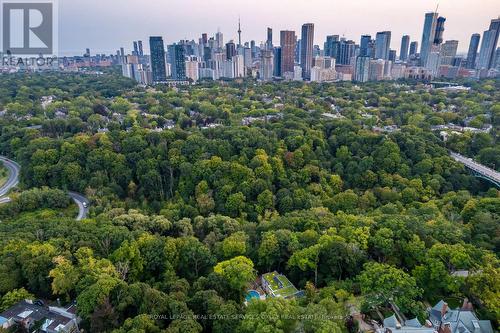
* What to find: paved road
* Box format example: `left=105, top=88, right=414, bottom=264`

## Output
left=0, top=155, right=90, bottom=219
left=68, top=191, right=90, bottom=221
left=0, top=156, right=20, bottom=201
left=0, top=197, right=12, bottom=204
left=450, top=152, right=500, bottom=186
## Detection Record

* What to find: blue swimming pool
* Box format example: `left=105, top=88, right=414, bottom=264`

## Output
left=245, top=290, right=260, bottom=301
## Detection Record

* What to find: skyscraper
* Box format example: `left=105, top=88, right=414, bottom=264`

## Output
left=360, top=35, right=372, bottom=57
left=266, top=28, right=273, bottom=50
left=149, top=37, right=167, bottom=82
left=216, top=30, right=224, bottom=49
left=466, top=33, right=480, bottom=69
left=138, top=41, right=144, bottom=56
left=389, top=50, right=397, bottom=62
left=477, top=30, right=497, bottom=69
left=369, top=59, right=385, bottom=81
left=300, top=23, right=315, bottom=79
left=203, top=46, right=212, bottom=62
left=494, top=47, right=500, bottom=70
left=477, top=18, right=500, bottom=69
left=338, top=39, right=356, bottom=65
left=185, top=57, right=199, bottom=82
left=355, top=56, right=370, bottom=82
left=168, top=44, right=186, bottom=80
left=295, top=39, right=301, bottom=63
left=367, top=39, right=376, bottom=58
left=409, top=41, right=419, bottom=57
left=133, top=42, right=139, bottom=56
left=375, top=31, right=391, bottom=60
left=243, top=47, right=252, bottom=68
left=226, top=42, right=236, bottom=60
left=324, top=35, right=339, bottom=58
left=313, top=45, right=321, bottom=57
left=233, top=54, right=244, bottom=77
left=273, top=47, right=282, bottom=77
left=202, top=33, right=208, bottom=46
left=260, top=49, right=274, bottom=81
left=440, top=40, right=458, bottom=65
left=280, top=30, right=296, bottom=75
left=426, top=44, right=441, bottom=74
left=400, top=35, right=410, bottom=61
left=434, top=16, right=446, bottom=45
left=420, top=12, right=438, bottom=67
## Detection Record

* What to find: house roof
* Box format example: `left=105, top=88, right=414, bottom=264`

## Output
left=384, top=314, right=399, bottom=328
left=430, top=300, right=447, bottom=321
left=383, top=314, right=435, bottom=333
left=0, top=301, right=49, bottom=323
left=406, top=318, right=423, bottom=328
left=428, top=301, right=493, bottom=333
left=262, top=272, right=301, bottom=298
left=0, top=300, right=77, bottom=332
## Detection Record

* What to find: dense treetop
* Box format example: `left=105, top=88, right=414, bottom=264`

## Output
left=0, top=72, right=498, bottom=332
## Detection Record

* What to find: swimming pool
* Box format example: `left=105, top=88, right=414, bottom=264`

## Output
left=245, top=290, right=260, bottom=302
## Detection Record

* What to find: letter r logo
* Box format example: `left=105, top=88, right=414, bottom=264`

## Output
left=1, top=1, right=56, bottom=55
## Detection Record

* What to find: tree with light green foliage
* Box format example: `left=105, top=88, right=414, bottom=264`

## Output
left=213, top=256, right=256, bottom=297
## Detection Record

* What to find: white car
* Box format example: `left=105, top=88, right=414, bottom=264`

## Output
left=82, top=202, right=88, bottom=208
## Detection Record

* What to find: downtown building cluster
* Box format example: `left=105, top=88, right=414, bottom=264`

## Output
left=118, top=13, right=500, bottom=85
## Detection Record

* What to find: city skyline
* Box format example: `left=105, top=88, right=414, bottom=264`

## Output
left=58, top=0, right=499, bottom=56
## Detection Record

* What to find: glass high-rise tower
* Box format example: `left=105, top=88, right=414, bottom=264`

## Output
left=466, top=33, right=481, bottom=69
left=409, top=41, right=418, bottom=57
left=375, top=31, right=391, bottom=60
left=266, top=28, right=273, bottom=50
left=360, top=35, right=372, bottom=57
left=434, top=17, right=446, bottom=45
left=149, top=36, right=167, bottom=82
left=138, top=41, right=144, bottom=56
left=226, top=42, right=236, bottom=60
left=300, top=23, right=315, bottom=79
left=168, top=44, right=186, bottom=80
left=477, top=18, right=500, bottom=69
left=420, top=12, right=438, bottom=67
left=324, top=35, right=340, bottom=58
left=400, top=35, right=410, bottom=61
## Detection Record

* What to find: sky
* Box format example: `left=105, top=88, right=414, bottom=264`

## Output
left=58, top=0, right=500, bottom=56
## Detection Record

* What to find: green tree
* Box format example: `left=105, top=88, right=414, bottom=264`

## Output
left=222, top=232, right=248, bottom=258
left=213, top=256, right=256, bottom=297
left=0, top=288, right=34, bottom=311
left=358, top=262, right=422, bottom=315
left=238, top=297, right=300, bottom=333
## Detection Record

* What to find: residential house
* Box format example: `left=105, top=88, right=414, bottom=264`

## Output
left=261, top=272, right=304, bottom=299
left=428, top=300, right=493, bottom=333
left=0, top=300, right=79, bottom=333
left=381, top=314, right=437, bottom=333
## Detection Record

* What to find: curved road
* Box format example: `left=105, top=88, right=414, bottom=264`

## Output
left=0, top=156, right=21, bottom=202
left=0, top=156, right=89, bottom=219
left=68, top=191, right=90, bottom=221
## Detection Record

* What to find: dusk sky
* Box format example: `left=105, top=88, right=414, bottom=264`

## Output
left=58, top=0, right=500, bottom=56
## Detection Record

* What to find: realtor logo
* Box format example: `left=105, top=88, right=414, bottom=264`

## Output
left=1, top=0, right=57, bottom=55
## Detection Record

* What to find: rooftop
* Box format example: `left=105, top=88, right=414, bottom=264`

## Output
left=428, top=300, right=493, bottom=333
left=262, top=272, right=301, bottom=298
left=382, top=314, right=437, bottom=333
left=0, top=300, right=78, bottom=333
